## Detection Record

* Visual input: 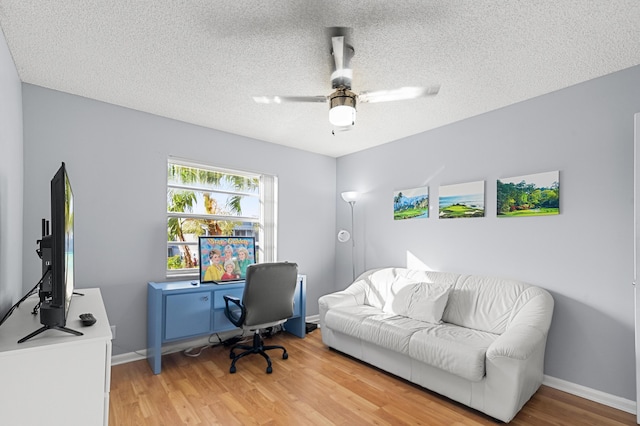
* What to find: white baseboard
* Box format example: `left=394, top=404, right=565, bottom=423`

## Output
left=111, top=331, right=240, bottom=366
left=111, top=350, right=146, bottom=366
left=543, top=375, right=636, bottom=415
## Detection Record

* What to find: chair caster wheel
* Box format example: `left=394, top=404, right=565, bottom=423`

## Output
left=266, top=366, right=272, bottom=374
left=282, top=352, right=288, bottom=360
left=230, top=366, right=236, bottom=374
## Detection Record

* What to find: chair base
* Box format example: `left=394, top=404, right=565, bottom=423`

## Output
left=229, top=330, right=288, bottom=374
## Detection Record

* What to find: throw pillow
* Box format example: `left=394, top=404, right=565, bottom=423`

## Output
left=384, top=277, right=451, bottom=324
left=383, top=275, right=420, bottom=315
left=403, top=283, right=451, bottom=324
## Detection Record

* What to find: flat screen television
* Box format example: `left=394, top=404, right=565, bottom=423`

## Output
left=199, top=236, right=256, bottom=284
left=18, top=162, right=82, bottom=343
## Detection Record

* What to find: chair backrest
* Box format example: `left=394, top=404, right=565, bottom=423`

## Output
left=242, top=262, right=299, bottom=327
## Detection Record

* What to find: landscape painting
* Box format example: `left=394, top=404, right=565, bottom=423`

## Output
left=439, top=181, right=485, bottom=219
left=394, top=186, right=429, bottom=220
left=497, top=171, right=560, bottom=217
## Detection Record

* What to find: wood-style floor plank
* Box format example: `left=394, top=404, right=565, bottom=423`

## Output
left=109, top=330, right=636, bottom=425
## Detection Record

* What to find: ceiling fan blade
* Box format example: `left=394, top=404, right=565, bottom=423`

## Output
left=330, top=35, right=353, bottom=89
left=358, top=85, right=440, bottom=104
left=332, top=36, right=344, bottom=73
left=253, top=95, right=328, bottom=104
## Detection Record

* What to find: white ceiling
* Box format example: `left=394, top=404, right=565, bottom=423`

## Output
left=1, top=1, right=639, bottom=157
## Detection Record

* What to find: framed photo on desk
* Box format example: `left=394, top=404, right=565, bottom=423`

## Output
left=199, top=236, right=256, bottom=283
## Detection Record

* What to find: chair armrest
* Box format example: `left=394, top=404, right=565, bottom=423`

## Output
left=223, top=295, right=245, bottom=327
left=224, top=295, right=241, bottom=304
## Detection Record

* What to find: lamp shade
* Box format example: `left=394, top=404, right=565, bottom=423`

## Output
left=329, top=105, right=356, bottom=127
left=341, top=191, right=359, bottom=203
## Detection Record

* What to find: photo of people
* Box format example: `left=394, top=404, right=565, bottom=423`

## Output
left=199, top=237, right=256, bottom=283
left=203, top=248, right=224, bottom=282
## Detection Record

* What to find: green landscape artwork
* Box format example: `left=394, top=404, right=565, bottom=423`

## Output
left=497, top=171, right=560, bottom=217
left=393, top=186, right=429, bottom=220
left=439, top=181, right=485, bottom=219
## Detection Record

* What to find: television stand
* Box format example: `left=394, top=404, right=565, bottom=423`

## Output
left=0, top=288, right=112, bottom=425
left=18, top=324, right=83, bottom=344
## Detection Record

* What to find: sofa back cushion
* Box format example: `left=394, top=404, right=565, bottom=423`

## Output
left=383, top=276, right=451, bottom=324
left=359, top=268, right=535, bottom=335
left=362, top=268, right=459, bottom=309
left=442, top=274, right=530, bottom=334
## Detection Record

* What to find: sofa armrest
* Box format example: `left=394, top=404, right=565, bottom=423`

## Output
left=488, top=289, right=554, bottom=360
left=482, top=290, right=553, bottom=421
left=487, top=324, right=546, bottom=360
left=483, top=323, right=550, bottom=422
left=318, top=281, right=367, bottom=328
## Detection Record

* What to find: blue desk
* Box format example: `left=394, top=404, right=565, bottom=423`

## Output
left=147, top=275, right=306, bottom=374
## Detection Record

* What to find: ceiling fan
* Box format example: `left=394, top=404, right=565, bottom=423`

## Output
left=253, top=29, right=440, bottom=130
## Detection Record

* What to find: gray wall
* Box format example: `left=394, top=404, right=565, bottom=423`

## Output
left=0, top=28, right=23, bottom=319
left=21, top=85, right=336, bottom=355
left=335, top=65, right=640, bottom=401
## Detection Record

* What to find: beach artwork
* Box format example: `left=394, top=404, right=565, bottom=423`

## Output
left=393, top=186, right=429, bottom=220
left=497, top=171, right=560, bottom=217
left=439, top=181, right=485, bottom=219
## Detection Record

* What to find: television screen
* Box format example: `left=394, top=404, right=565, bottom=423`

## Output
left=62, top=168, right=74, bottom=315
left=17, top=162, right=80, bottom=343
left=46, top=162, right=75, bottom=322
left=199, top=236, right=256, bottom=283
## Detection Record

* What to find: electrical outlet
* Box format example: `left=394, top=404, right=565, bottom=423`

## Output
left=110, top=325, right=116, bottom=339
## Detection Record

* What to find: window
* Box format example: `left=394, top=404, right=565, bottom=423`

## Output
left=166, top=158, right=277, bottom=277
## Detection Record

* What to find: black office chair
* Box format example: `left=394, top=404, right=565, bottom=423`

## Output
left=223, top=262, right=298, bottom=374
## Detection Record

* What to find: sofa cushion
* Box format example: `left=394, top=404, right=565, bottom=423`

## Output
left=408, top=324, right=499, bottom=382
left=383, top=276, right=451, bottom=324
left=362, top=268, right=401, bottom=308
left=442, top=275, right=530, bottom=334
left=382, top=275, right=415, bottom=314
left=324, top=304, right=381, bottom=337
left=360, top=314, right=435, bottom=353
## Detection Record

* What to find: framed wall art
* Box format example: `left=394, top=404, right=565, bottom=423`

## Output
left=439, top=180, right=485, bottom=219
left=497, top=171, right=560, bottom=217
left=393, top=186, right=429, bottom=220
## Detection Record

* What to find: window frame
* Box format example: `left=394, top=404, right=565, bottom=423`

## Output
left=166, top=157, right=277, bottom=278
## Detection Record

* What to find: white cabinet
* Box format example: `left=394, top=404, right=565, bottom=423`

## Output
left=0, top=288, right=112, bottom=426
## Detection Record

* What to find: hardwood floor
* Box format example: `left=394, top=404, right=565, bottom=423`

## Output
left=109, top=329, right=635, bottom=425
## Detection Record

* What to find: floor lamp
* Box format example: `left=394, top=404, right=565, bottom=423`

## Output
left=339, top=191, right=358, bottom=281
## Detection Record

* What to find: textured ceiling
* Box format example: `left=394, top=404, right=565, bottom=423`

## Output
left=1, top=1, right=639, bottom=157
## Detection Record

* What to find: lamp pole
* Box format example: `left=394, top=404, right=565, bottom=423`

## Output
left=348, top=200, right=356, bottom=281
left=341, top=191, right=359, bottom=282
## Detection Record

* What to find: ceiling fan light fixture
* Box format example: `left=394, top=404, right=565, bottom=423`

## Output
left=329, top=105, right=356, bottom=127
left=329, top=89, right=357, bottom=127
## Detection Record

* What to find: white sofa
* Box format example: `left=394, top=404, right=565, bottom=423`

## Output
left=318, top=267, right=554, bottom=423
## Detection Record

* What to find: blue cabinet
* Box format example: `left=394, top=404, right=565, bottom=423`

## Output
left=147, top=276, right=306, bottom=374
left=165, top=292, right=212, bottom=340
